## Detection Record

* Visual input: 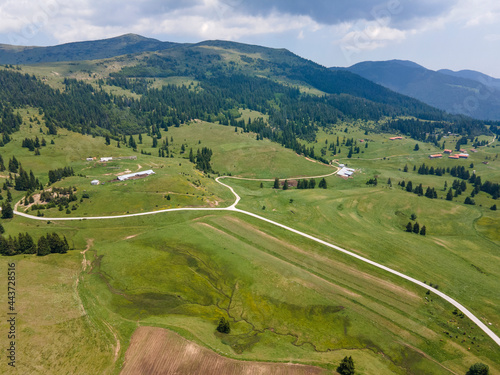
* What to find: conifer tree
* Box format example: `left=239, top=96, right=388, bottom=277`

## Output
left=337, top=356, right=355, bottom=375
left=273, top=178, right=280, bottom=189
left=406, top=222, right=413, bottom=232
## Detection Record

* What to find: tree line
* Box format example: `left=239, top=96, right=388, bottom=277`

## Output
left=0, top=231, right=69, bottom=256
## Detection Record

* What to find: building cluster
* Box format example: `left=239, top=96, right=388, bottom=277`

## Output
left=430, top=149, right=470, bottom=159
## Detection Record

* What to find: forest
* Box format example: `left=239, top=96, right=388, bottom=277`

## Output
left=0, top=68, right=496, bottom=165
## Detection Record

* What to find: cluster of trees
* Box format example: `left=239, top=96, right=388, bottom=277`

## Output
left=297, top=178, right=316, bottom=189
left=14, top=166, right=41, bottom=191
left=31, top=186, right=78, bottom=208
left=8, top=155, right=19, bottom=173
left=21, top=136, right=46, bottom=152
left=0, top=103, right=22, bottom=136
left=0, top=231, right=69, bottom=256
left=450, top=165, right=472, bottom=180
left=194, top=147, right=213, bottom=173
left=48, top=167, right=74, bottom=184
left=416, top=163, right=447, bottom=176
left=382, top=118, right=487, bottom=145
left=408, top=161, right=499, bottom=200
left=397, top=180, right=438, bottom=199
left=1, top=202, right=13, bottom=219
left=405, top=222, right=426, bottom=235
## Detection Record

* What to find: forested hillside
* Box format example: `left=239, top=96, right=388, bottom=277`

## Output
left=0, top=36, right=497, bottom=163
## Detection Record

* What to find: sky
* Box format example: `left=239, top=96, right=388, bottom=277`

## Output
left=1, top=0, right=500, bottom=77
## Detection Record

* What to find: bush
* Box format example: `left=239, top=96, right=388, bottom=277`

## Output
left=216, top=317, right=230, bottom=334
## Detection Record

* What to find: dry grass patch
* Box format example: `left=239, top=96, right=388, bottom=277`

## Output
left=121, top=326, right=330, bottom=375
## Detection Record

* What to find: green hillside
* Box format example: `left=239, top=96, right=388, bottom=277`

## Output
left=0, top=36, right=498, bottom=375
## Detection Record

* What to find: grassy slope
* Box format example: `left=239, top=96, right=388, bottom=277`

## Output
left=0, top=117, right=498, bottom=374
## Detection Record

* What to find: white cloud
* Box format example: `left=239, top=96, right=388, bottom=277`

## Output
left=337, top=22, right=407, bottom=53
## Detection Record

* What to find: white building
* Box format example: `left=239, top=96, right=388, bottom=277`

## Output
left=100, top=157, right=113, bottom=162
left=91, top=180, right=100, bottom=185
left=337, top=167, right=355, bottom=177
left=117, top=170, right=155, bottom=181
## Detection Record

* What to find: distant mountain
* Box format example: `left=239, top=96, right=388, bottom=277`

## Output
left=0, top=34, right=179, bottom=64
left=337, top=60, right=500, bottom=121
left=0, top=35, right=493, bottom=151
left=438, top=68, right=500, bottom=90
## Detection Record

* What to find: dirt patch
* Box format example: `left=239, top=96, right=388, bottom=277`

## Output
left=103, top=320, right=121, bottom=362
left=124, top=234, right=139, bottom=240
left=120, top=326, right=328, bottom=375
left=116, top=169, right=132, bottom=176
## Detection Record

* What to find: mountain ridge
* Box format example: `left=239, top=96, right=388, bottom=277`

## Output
left=0, top=33, right=180, bottom=64
left=337, top=59, right=500, bottom=120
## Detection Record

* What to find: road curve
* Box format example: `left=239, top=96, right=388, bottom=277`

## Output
left=12, top=172, right=500, bottom=347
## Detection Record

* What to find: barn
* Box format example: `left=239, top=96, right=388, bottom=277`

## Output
left=117, top=170, right=155, bottom=181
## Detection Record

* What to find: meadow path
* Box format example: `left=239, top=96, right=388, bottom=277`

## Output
left=12, top=169, right=500, bottom=348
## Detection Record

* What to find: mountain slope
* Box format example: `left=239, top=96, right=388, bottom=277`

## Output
left=438, top=68, right=500, bottom=90
left=0, top=34, right=179, bottom=64
left=0, top=36, right=494, bottom=154
left=339, top=60, right=500, bottom=120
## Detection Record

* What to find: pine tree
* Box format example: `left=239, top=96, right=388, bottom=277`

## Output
left=446, top=188, right=453, bottom=201
left=1, top=202, right=13, bottom=219
left=337, top=356, right=355, bottom=375
left=318, top=178, right=327, bottom=189
left=413, top=222, right=420, bottom=234
left=282, top=180, right=289, bottom=190
left=37, top=236, right=50, bottom=256
left=420, top=226, right=426, bottom=236
left=273, top=178, right=280, bottom=189
left=406, top=222, right=413, bottom=232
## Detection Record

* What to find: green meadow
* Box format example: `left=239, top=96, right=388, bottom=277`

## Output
left=0, top=115, right=499, bottom=374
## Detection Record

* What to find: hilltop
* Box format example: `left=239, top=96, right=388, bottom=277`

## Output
left=0, top=34, right=178, bottom=64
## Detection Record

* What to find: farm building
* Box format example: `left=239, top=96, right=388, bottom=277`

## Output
left=449, top=155, right=460, bottom=159
left=100, top=157, right=113, bottom=162
left=338, top=167, right=355, bottom=177
left=91, top=180, right=100, bottom=185
left=117, top=170, right=155, bottom=181
left=458, top=153, right=469, bottom=158
left=86, top=157, right=94, bottom=161
left=429, top=154, right=442, bottom=159
left=389, top=137, right=403, bottom=140
left=444, top=149, right=452, bottom=154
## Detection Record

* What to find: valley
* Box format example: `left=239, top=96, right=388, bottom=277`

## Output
left=0, top=35, right=498, bottom=375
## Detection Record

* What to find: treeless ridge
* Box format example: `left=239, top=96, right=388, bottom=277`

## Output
left=120, top=326, right=330, bottom=375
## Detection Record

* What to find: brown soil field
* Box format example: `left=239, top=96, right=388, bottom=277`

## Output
left=120, top=326, right=331, bottom=375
